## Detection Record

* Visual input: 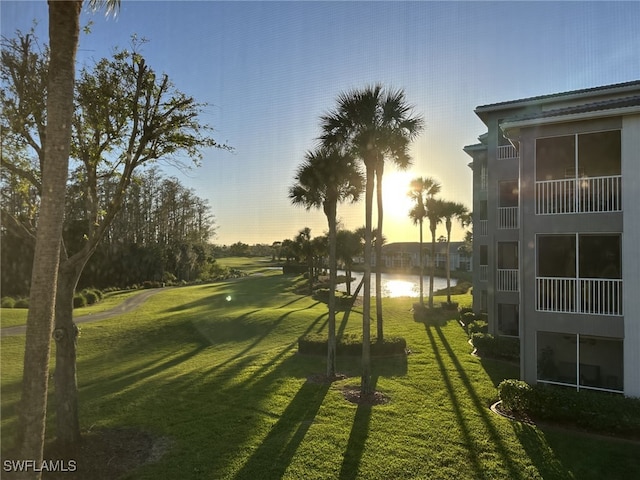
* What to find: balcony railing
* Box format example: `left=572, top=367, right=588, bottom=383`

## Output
left=477, top=220, right=488, bottom=236
left=497, top=145, right=518, bottom=160
left=498, top=206, right=519, bottom=229
left=536, top=175, right=622, bottom=215
left=479, top=265, right=488, bottom=282
left=497, top=269, right=519, bottom=291
left=536, top=277, right=622, bottom=316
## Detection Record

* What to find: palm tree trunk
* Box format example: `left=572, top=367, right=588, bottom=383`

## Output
left=374, top=163, right=384, bottom=342
left=16, top=1, right=82, bottom=473
left=326, top=201, right=338, bottom=378
left=419, top=218, right=424, bottom=305
left=361, top=167, right=374, bottom=394
left=429, top=224, right=436, bottom=308
left=446, top=219, right=452, bottom=304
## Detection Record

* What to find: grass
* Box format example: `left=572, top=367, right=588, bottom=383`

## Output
left=0, top=290, right=147, bottom=329
left=2, top=266, right=639, bottom=479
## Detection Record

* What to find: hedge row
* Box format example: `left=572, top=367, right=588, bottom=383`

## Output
left=298, top=333, right=407, bottom=356
left=471, top=333, right=520, bottom=361
left=498, top=379, right=640, bottom=438
left=3, top=288, right=104, bottom=309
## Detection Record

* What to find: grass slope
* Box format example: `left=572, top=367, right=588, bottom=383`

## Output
left=2, top=268, right=639, bottom=479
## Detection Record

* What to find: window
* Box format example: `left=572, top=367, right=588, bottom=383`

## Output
left=537, top=234, right=621, bottom=279
left=498, top=303, right=519, bottom=336
left=535, top=131, right=622, bottom=214
left=537, top=331, right=623, bottom=392
left=499, top=180, right=518, bottom=207
left=536, top=234, right=622, bottom=314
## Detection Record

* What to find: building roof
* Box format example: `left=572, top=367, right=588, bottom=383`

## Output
left=382, top=241, right=468, bottom=256
left=474, top=80, right=640, bottom=123
left=502, top=94, right=640, bottom=135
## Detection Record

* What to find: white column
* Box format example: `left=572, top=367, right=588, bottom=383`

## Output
left=622, top=115, right=640, bottom=397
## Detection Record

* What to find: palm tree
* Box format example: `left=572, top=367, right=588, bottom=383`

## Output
left=426, top=197, right=446, bottom=308
left=439, top=201, right=470, bottom=304
left=407, top=177, right=441, bottom=306
left=17, top=0, right=120, bottom=463
left=336, top=229, right=362, bottom=296
left=321, top=85, right=423, bottom=394
left=289, top=145, right=363, bottom=377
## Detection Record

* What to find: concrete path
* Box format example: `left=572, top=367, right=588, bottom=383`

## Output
left=0, top=288, right=170, bottom=338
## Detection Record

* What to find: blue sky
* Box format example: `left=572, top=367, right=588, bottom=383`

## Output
left=2, top=1, right=639, bottom=245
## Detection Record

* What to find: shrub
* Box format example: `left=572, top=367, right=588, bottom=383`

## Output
left=14, top=298, right=29, bottom=309
left=73, top=293, right=87, bottom=308
left=460, top=311, right=476, bottom=327
left=82, top=289, right=99, bottom=305
left=1, top=297, right=16, bottom=308
left=441, top=301, right=459, bottom=310
left=498, top=379, right=534, bottom=412
left=471, top=333, right=520, bottom=361
left=498, top=379, right=640, bottom=438
left=467, top=320, right=488, bottom=337
left=298, top=334, right=407, bottom=357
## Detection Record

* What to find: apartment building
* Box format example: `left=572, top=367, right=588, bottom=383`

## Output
left=464, top=81, right=640, bottom=397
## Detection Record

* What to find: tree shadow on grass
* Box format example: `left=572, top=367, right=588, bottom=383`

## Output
left=232, top=379, right=331, bottom=480
left=338, top=374, right=379, bottom=480
left=426, top=325, right=525, bottom=480
left=512, top=410, right=640, bottom=480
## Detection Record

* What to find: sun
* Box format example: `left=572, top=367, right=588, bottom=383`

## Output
left=381, top=171, right=415, bottom=219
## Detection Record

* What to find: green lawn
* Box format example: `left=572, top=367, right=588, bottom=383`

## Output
left=0, top=289, right=147, bottom=329
left=2, top=269, right=638, bottom=479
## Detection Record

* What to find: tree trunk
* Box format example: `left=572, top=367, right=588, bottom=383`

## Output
left=15, top=2, right=81, bottom=476
left=446, top=219, right=452, bottom=304
left=361, top=166, right=374, bottom=395
left=326, top=201, right=338, bottom=378
left=374, top=163, right=384, bottom=342
left=418, top=218, right=424, bottom=305
left=429, top=225, right=436, bottom=308
left=53, top=257, right=86, bottom=449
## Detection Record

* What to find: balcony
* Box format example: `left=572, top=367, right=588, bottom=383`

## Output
left=497, top=145, right=518, bottom=160
left=497, top=269, right=519, bottom=292
left=479, top=265, right=488, bottom=282
left=536, top=277, right=622, bottom=316
left=536, top=175, right=622, bottom=215
left=498, top=206, right=518, bottom=229
left=477, top=220, right=488, bottom=236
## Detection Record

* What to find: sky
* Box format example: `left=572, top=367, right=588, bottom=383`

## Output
left=2, top=1, right=639, bottom=246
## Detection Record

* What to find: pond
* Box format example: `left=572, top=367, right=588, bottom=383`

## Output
left=336, top=271, right=456, bottom=298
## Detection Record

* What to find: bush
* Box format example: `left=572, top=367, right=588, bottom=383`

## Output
left=498, top=379, right=640, bottom=438
left=441, top=301, right=459, bottom=310
left=14, top=298, right=29, bottom=309
left=460, top=311, right=476, bottom=327
left=73, top=293, right=87, bottom=308
left=298, top=333, right=407, bottom=357
left=82, top=289, right=99, bottom=305
left=471, top=333, right=520, bottom=361
left=467, top=320, right=488, bottom=336
left=1, top=297, right=16, bottom=308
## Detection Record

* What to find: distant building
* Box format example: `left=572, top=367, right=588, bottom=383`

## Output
left=465, top=80, right=640, bottom=397
left=376, top=241, right=471, bottom=272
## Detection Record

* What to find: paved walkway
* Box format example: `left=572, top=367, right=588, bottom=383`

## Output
left=0, top=288, right=170, bottom=337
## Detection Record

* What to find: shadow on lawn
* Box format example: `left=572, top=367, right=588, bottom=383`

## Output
left=233, top=379, right=331, bottom=480
left=425, top=325, right=525, bottom=480
left=338, top=374, right=379, bottom=480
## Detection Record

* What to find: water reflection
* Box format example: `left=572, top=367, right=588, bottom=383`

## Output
left=336, top=271, right=455, bottom=298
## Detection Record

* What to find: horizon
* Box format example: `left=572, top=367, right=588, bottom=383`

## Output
left=2, top=1, right=638, bottom=246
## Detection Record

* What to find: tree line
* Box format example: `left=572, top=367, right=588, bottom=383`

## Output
left=2, top=167, right=218, bottom=296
